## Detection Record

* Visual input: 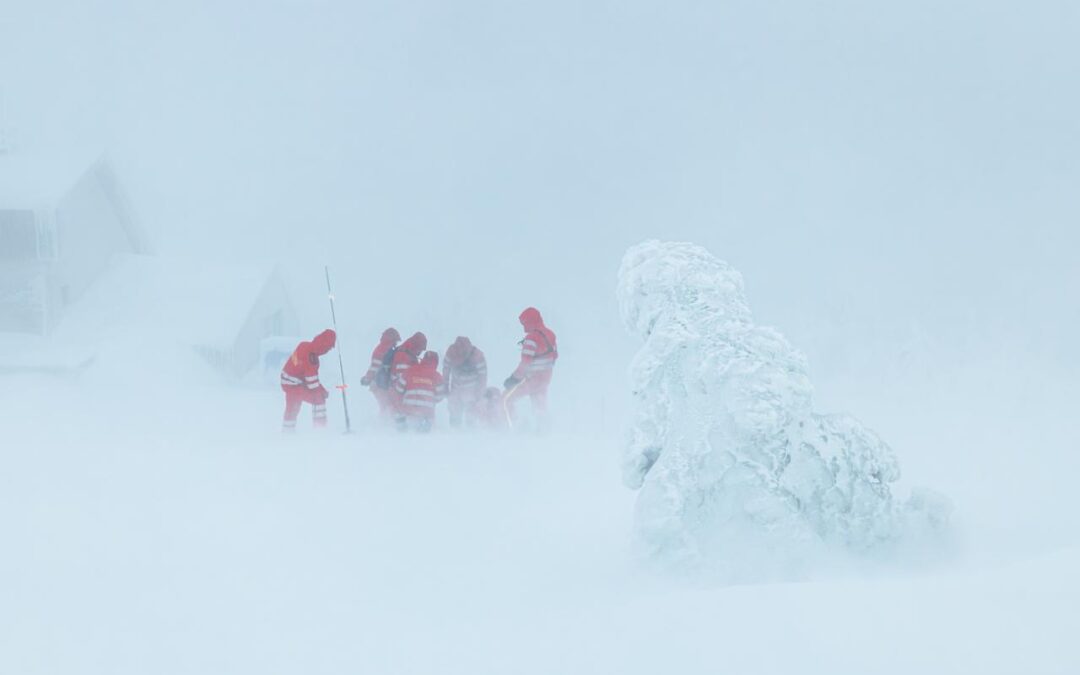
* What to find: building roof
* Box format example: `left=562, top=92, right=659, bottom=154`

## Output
left=0, top=148, right=103, bottom=208
left=0, top=254, right=294, bottom=379
left=0, top=150, right=149, bottom=253
left=55, top=253, right=293, bottom=352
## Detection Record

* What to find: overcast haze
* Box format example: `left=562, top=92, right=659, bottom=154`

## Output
left=2, top=1, right=1079, bottom=672
left=4, top=1, right=1076, bottom=349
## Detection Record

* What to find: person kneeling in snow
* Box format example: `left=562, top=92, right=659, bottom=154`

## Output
left=394, top=351, right=446, bottom=433
left=474, top=387, right=508, bottom=431
left=280, top=329, right=336, bottom=432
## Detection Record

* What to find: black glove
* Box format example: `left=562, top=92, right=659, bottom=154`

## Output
left=360, top=375, right=372, bottom=387
left=503, top=376, right=521, bottom=390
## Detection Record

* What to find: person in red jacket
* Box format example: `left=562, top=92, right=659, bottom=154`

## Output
left=503, top=307, right=558, bottom=428
left=280, top=329, right=336, bottom=432
left=390, top=331, right=427, bottom=412
left=442, top=336, right=488, bottom=428
left=359, top=327, right=401, bottom=418
left=394, top=350, right=446, bottom=432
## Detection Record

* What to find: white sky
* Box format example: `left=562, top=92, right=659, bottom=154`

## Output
left=1, top=0, right=1077, bottom=387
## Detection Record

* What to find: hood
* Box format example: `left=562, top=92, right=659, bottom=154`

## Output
left=420, top=351, right=439, bottom=370
left=381, top=327, right=401, bottom=344
left=403, top=331, right=428, bottom=353
left=446, top=336, right=473, bottom=363
left=311, top=329, right=337, bottom=355
left=519, top=307, right=544, bottom=332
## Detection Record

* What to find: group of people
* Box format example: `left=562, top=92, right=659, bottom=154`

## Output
left=279, top=307, right=558, bottom=433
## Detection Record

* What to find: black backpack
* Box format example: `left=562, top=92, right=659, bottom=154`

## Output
left=375, top=346, right=398, bottom=390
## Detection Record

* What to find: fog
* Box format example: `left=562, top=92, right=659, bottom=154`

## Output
left=7, top=2, right=1076, bottom=345
left=2, top=1, right=1078, bottom=672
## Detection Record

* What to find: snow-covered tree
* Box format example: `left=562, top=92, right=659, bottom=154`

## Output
left=617, top=240, right=949, bottom=575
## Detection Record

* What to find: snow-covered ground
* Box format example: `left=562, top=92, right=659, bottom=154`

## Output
left=3, top=1, right=1078, bottom=671
left=3, top=368, right=1078, bottom=674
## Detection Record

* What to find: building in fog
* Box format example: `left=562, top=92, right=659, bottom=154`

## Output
left=0, top=154, right=300, bottom=380
left=0, top=155, right=149, bottom=334
left=169, top=258, right=303, bottom=379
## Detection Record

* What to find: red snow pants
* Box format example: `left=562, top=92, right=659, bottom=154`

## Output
left=282, top=386, right=327, bottom=431
left=504, top=370, right=553, bottom=424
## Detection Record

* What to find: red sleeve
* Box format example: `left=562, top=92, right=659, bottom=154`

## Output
left=394, top=354, right=413, bottom=391
left=365, top=344, right=385, bottom=380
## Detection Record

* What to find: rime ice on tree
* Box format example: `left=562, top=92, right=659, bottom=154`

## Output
left=617, top=241, right=948, bottom=573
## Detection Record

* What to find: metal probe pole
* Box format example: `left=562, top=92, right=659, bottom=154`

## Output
left=325, top=266, right=353, bottom=434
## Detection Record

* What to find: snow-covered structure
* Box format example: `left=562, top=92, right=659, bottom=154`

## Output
left=617, top=241, right=948, bottom=575
left=0, top=154, right=148, bottom=334
left=55, top=254, right=301, bottom=380
left=0, top=151, right=298, bottom=379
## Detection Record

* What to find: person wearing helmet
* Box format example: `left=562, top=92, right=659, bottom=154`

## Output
left=442, top=336, right=488, bottom=428
left=360, top=327, right=401, bottom=419
left=394, top=350, right=447, bottom=432
left=280, top=329, right=336, bottom=432
left=502, top=307, right=558, bottom=429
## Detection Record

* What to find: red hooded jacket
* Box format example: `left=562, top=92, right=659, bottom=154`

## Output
left=395, top=351, right=446, bottom=419
left=391, top=332, right=428, bottom=390
left=281, top=329, right=337, bottom=395
left=512, top=308, right=557, bottom=380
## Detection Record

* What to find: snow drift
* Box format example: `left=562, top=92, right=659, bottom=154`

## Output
left=617, top=240, right=950, bottom=576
